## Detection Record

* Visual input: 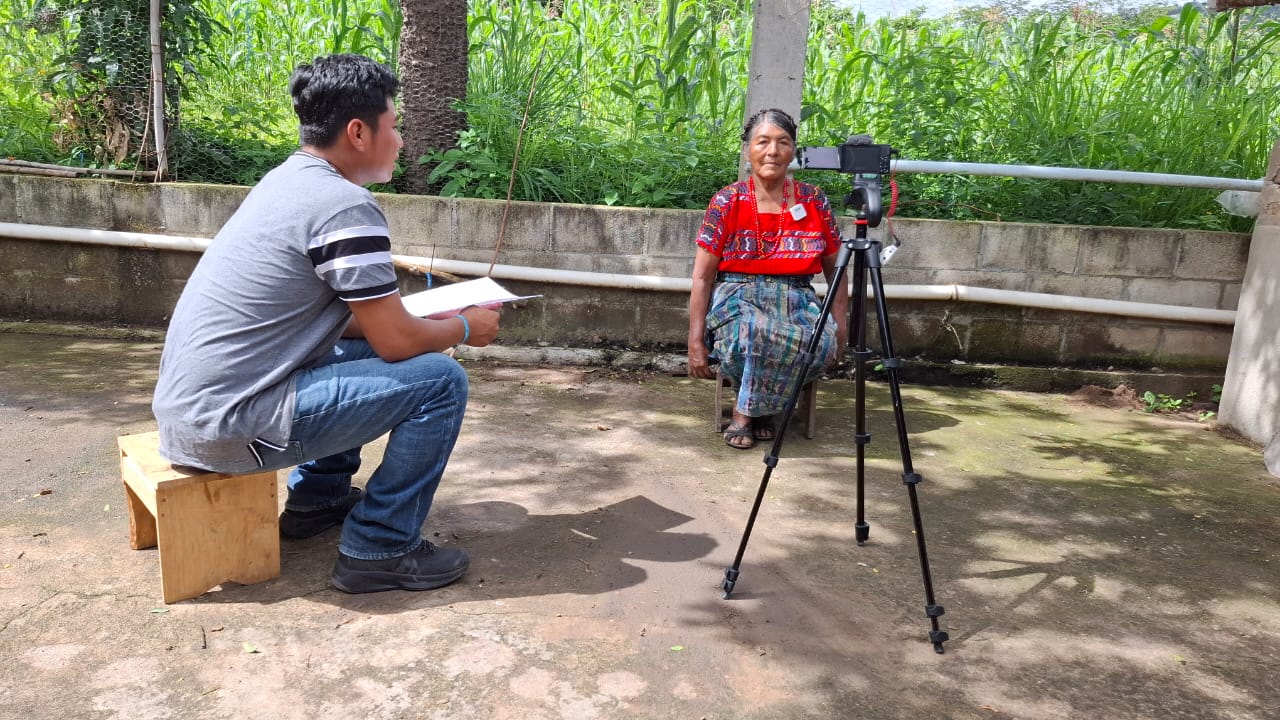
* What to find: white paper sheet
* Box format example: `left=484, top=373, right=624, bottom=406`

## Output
left=400, top=277, right=540, bottom=318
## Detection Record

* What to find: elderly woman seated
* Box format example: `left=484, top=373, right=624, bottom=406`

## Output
left=687, top=108, right=849, bottom=449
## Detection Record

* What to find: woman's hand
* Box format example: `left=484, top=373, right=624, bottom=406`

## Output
left=822, top=252, right=850, bottom=360
left=688, top=340, right=716, bottom=379
left=688, top=248, right=720, bottom=380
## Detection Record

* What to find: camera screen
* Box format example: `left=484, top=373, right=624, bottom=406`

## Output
left=799, top=146, right=841, bottom=170
left=799, top=144, right=892, bottom=175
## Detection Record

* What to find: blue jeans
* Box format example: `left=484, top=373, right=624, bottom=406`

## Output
left=257, top=339, right=468, bottom=560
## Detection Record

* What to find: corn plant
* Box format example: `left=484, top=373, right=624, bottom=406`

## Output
left=169, top=0, right=401, bottom=181
left=425, top=0, right=749, bottom=207
left=799, top=5, right=1279, bottom=229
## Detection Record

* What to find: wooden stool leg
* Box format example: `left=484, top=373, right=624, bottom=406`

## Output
left=715, top=371, right=816, bottom=437
left=803, top=381, right=818, bottom=439
left=713, top=368, right=723, bottom=432
left=120, top=440, right=160, bottom=550
left=123, top=480, right=158, bottom=550
left=713, top=368, right=737, bottom=433
left=154, top=470, right=280, bottom=603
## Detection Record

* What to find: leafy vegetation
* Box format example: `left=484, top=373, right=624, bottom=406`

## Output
left=1141, top=387, right=1219, bottom=422
left=2, top=0, right=1276, bottom=230
left=1, top=0, right=221, bottom=169
left=1142, top=390, right=1188, bottom=413
left=425, top=0, right=745, bottom=207
left=172, top=0, right=403, bottom=182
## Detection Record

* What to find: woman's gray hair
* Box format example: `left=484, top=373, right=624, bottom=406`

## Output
left=740, top=108, right=798, bottom=143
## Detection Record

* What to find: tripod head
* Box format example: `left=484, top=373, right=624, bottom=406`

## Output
left=798, top=135, right=896, bottom=227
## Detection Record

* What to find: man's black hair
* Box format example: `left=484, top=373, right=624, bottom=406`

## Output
left=289, top=54, right=400, bottom=148
left=740, top=107, right=798, bottom=143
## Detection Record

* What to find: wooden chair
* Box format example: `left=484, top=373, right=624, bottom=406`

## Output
left=119, top=431, right=280, bottom=603
left=713, top=368, right=818, bottom=440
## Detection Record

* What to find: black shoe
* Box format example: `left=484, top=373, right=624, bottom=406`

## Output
left=330, top=542, right=470, bottom=593
left=279, top=487, right=363, bottom=539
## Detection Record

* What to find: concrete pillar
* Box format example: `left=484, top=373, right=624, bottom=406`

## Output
left=1219, top=138, right=1280, bottom=475
left=739, top=0, right=810, bottom=179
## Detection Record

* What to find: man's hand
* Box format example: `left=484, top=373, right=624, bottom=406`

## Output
left=348, top=294, right=502, bottom=362
left=457, top=305, right=500, bottom=347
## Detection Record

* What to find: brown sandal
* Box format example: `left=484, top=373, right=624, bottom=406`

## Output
left=723, top=421, right=754, bottom=449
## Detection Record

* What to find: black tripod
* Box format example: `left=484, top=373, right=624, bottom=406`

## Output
left=719, top=179, right=950, bottom=654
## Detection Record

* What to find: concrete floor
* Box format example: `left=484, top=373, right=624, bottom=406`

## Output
left=1, top=330, right=1278, bottom=720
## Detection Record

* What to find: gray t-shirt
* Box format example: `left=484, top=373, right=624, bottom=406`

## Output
left=152, top=152, right=399, bottom=472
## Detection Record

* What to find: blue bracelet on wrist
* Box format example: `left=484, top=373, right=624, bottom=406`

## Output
left=457, top=314, right=470, bottom=346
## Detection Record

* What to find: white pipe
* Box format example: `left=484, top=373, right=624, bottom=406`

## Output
left=790, top=156, right=1264, bottom=192
left=890, top=160, right=1263, bottom=193
left=0, top=221, right=1235, bottom=325
left=0, top=222, right=210, bottom=251
left=397, top=255, right=1234, bottom=325
left=872, top=284, right=1235, bottom=325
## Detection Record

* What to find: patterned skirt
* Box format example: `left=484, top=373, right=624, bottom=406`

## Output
left=704, top=274, right=838, bottom=418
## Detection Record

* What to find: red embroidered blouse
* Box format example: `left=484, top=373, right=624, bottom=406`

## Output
left=695, top=179, right=841, bottom=276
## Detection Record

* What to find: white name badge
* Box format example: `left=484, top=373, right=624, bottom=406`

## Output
left=789, top=203, right=807, bottom=221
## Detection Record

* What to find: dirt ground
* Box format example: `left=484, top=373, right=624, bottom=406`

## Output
left=1, top=330, right=1278, bottom=720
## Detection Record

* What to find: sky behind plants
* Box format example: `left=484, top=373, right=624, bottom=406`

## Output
left=840, top=0, right=1004, bottom=17
left=838, top=0, right=1085, bottom=18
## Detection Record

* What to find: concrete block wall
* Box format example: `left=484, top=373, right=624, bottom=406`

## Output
left=0, top=174, right=1248, bottom=371
left=877, top=218, right=1247, bottom=369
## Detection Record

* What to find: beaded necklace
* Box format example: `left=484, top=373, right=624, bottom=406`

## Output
left=748, top=176, right=790, bottom=243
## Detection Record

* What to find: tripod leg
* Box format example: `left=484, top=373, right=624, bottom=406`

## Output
left=865, top=254, right=949, bottom=654
left=722, top=247, right=853, bottom=599
left=851, top=245, right=871, bottom=546
left=720, top=352, right=812, bottom=598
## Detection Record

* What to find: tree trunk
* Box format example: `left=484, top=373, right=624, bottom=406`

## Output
left=397, top=0, right=470, bottom=194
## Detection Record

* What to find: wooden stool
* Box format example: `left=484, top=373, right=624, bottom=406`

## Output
left=119, top=431, right=280, bottom=603
left=713, top=368, right=818, bottom=439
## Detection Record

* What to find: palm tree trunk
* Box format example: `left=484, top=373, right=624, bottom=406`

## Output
left=397, top=0, right=469, bottom=194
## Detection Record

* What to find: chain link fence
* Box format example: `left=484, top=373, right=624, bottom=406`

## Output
left=1, top=0, right=165, bottom=178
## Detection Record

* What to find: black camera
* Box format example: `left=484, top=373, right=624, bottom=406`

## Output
left=797, top=135, right=894, bottom=225
left=799, top=136, right=893, bottom=176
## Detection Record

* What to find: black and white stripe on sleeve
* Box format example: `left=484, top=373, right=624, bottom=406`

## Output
left=308, top=224, right=400, bottom=301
